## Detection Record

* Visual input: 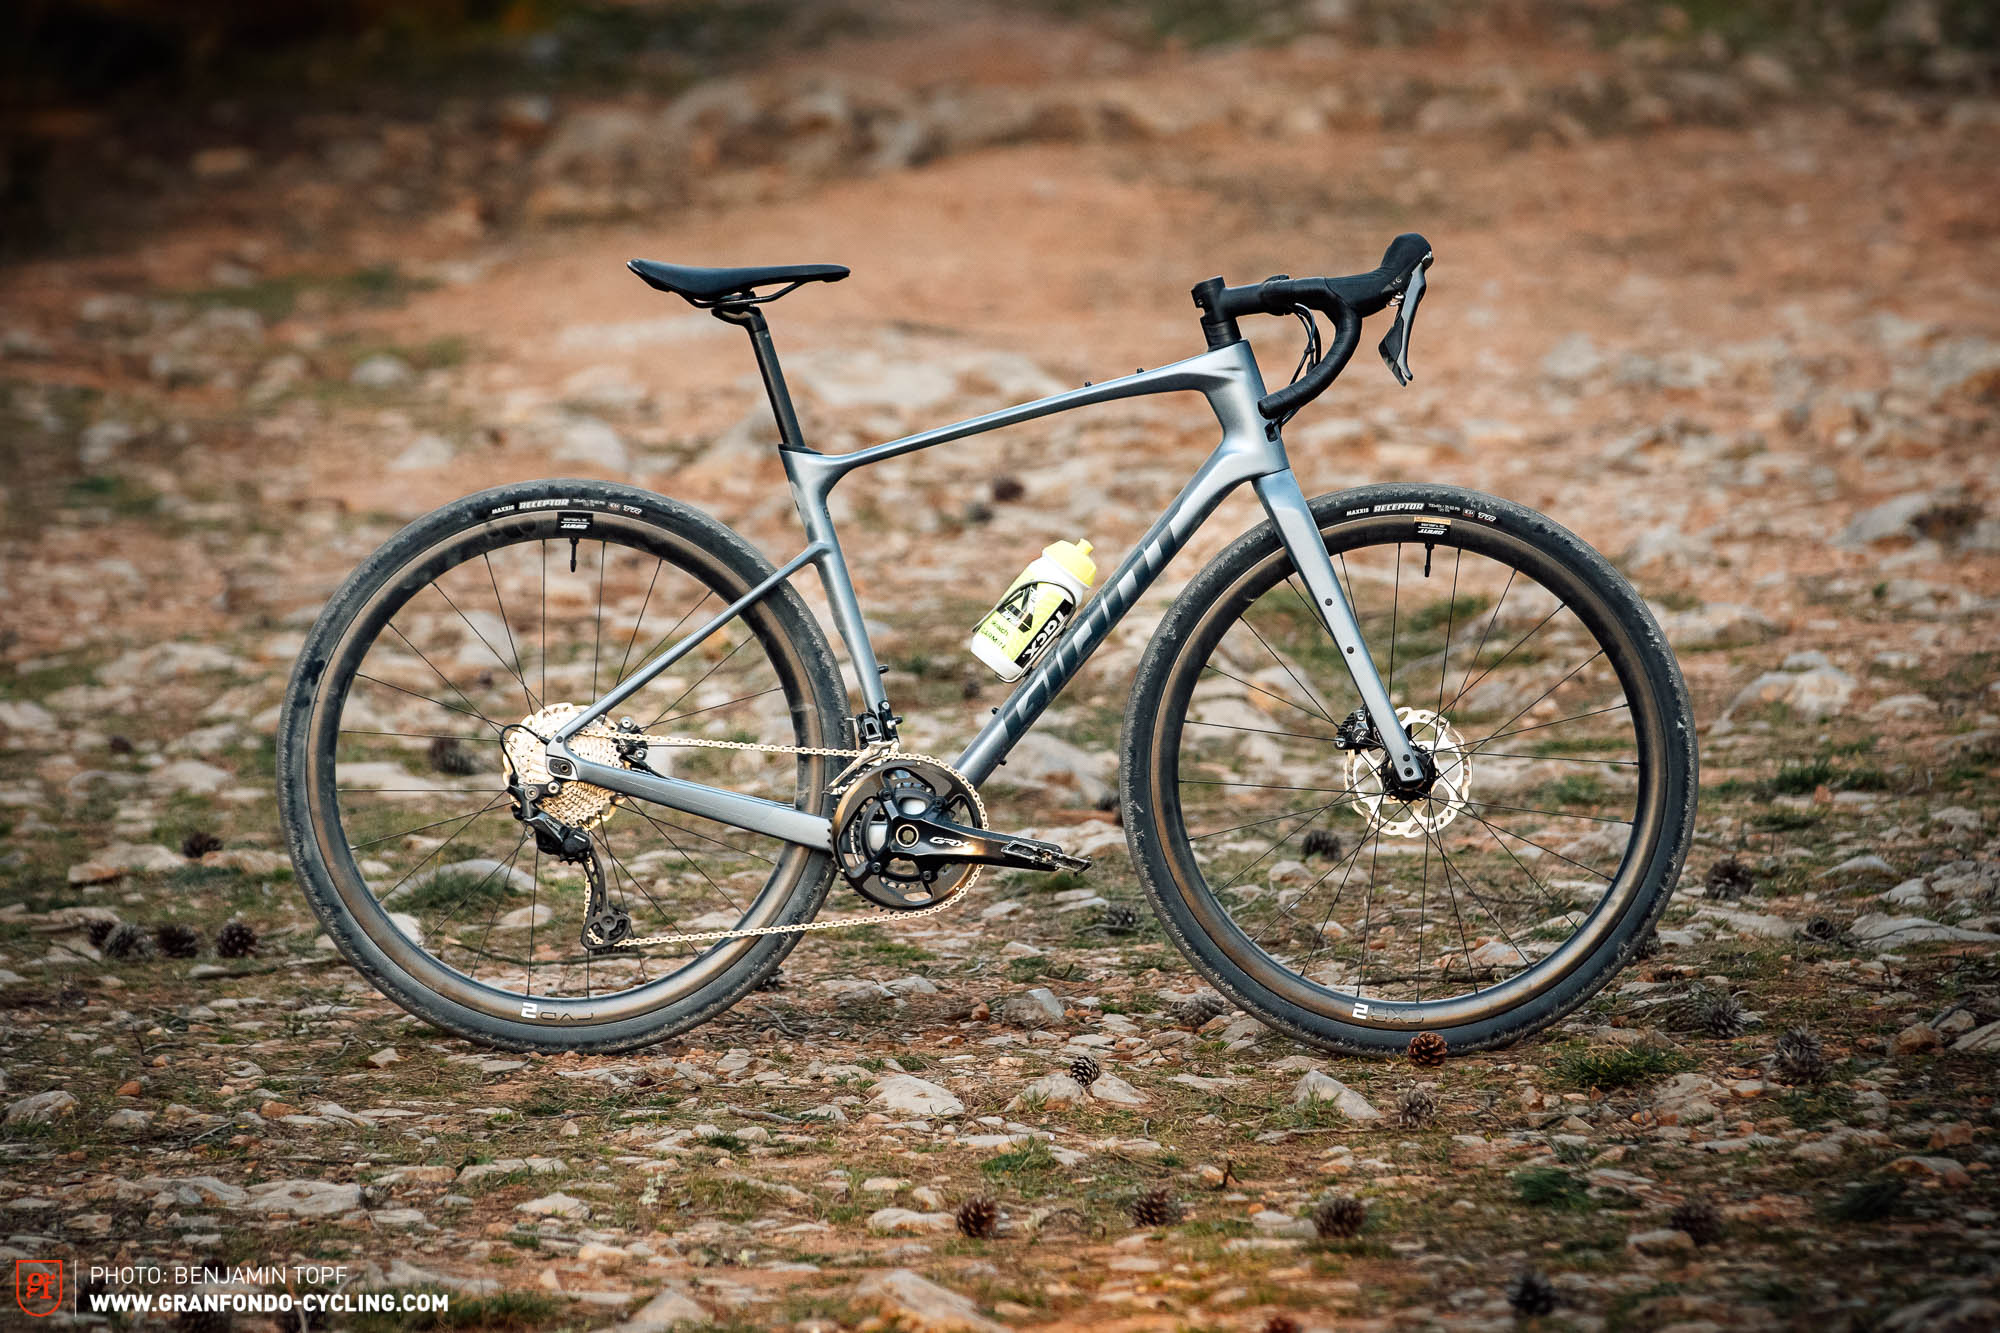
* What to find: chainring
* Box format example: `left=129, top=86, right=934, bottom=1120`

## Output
left=832, top=758, right=986, bottom=909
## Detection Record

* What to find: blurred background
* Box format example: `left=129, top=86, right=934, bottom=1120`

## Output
left=2, top=3, right=1998, bottom=1327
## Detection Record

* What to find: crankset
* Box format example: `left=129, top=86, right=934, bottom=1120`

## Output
left=832, top=758, right=1091, bottom=910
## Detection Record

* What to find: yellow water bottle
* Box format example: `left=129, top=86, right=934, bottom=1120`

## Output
left=969, top=539, right=1096, bottom=682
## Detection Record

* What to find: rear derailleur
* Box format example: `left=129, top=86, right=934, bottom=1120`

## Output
left=507, top=776, right=631, bottom=954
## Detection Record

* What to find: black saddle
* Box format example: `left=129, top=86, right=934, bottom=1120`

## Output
left=626, top=259, right=849, bottom=305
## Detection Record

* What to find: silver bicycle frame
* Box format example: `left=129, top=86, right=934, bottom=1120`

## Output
left=549, top=338, right=1425, bottom=850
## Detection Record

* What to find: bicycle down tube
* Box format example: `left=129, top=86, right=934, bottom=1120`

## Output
left=544, top=337, right=1425, bottom=847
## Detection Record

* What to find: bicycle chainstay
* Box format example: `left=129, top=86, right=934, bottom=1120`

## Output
left=556, top=724, right=985, bottom=949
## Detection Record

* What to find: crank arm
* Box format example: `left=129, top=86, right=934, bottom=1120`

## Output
left=892, top=815, right=1092, bottom=874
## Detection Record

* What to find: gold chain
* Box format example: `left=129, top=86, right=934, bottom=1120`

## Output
left=576, top=729, right=985, bottom=950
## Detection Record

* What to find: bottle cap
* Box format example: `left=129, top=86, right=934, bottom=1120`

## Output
left=1045, top=539, right=1096, bottom=587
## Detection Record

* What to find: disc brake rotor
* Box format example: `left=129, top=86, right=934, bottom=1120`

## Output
left=1344, top=706, right=1472, bottom=838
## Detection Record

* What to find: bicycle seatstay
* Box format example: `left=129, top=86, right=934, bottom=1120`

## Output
left=545, top=328, right=1424, bottom=846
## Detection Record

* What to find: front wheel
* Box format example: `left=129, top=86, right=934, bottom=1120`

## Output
left=1121, top=483, right=1696, bottom=1055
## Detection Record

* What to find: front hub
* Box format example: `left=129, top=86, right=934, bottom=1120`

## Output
left=1343, top=706, right=1472, bottom=838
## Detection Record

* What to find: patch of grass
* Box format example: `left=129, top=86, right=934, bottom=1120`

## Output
left=1751, top=808, right=1823, bottom=832
left=1406, top=592, right=1492, bottom=634
left=394, top=866, right=522, bottom=915
left=1549, top=1043, right=1694, bottom=1091
left=980, top=1137, right=1062, bottom=1196
left=1537, top=773, right=1609, bottom=807
left=1769, top=757, right=1837, bottom=795
left=1514, top=1166, right=1593, bottom=1211
left=64, top=473, right=160, bottom=517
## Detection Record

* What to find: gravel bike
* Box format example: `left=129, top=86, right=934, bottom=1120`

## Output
left=277, top=235, right=1697, bottom=1054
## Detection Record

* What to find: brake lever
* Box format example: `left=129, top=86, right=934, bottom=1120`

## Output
left=1377, top=252, right=1431, bottom=386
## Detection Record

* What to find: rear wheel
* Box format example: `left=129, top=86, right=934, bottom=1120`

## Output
left=277, top=479, right=847, bottom=1053
left=1122, top=483, right=1695, bottom=1054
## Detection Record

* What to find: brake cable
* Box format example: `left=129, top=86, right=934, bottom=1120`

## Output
left=1278, top=303, right=1322, bottom=427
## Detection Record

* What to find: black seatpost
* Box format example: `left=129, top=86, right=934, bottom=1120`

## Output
left=711, top=304, right=811, bottom=453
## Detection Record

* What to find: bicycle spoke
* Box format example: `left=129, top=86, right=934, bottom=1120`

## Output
left=354, top=672, right=501, bottom=731
left=1462, top=703, right=1631, bottom=751
left=645, top=636, right=750, bottom=730
left=383, top=623, right=504, bottom=730
left=1464, top=799, right=1633, bottom=825
left=347, top=796, right=508, bottom=851
left=432, top=580, right=537, bottom=714
left=1200, top=663, right=1338, bottom=728
left=612, top=559, right=666, bottom=687
left=1189, top=802, right=1353, bottom=843
left=484, top=551, right=536, bottom=711
left=626, top=586, right=716, bottom=686
left=1241, top=616, right=1335, bottom=723
left=651, top=684, right=785, bottom=729
left=592, top=540, right=607, bottom=700
left=1464, top=650, right=1606, bottom=752
left=1183, top=777, right=1367, bottom=796
left=1453, top=566, right=1513, bottom=707
left=1459, top=808, right=1614, bottom=881
left=1184, top=717, right=1342, bottom=744
left=1436, top=546, right=1461, bottom=715
left=1214, top=802, right=1336, bottom=894
left=627, top=803, right=776, bottom=865
left=1442, top=599, right=1562, bottom=715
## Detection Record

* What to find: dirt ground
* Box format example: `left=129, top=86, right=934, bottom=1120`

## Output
left=2, top=3, right=1998, bottom=1330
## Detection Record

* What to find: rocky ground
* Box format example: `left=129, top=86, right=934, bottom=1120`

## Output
left=2, top=3, right=1998, bottom=1329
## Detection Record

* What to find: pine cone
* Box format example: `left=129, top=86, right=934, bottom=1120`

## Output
left=1174, top=992, right=1230, bottom=1029
left=86, top=918, right=118, bottom=950
left=1774, top=1027, right=1828, bottom=1085
left=1704, top=856, right=1755, bottom=899
left=1406, top=1031, right=1449, bottom=1066
left=1261, top=1316, right=1302, bottom=1333
left=1506, top=1269, right=1558, bottom=1317
left=1311, top=1194, right=1367, bottom=1240
left=1669, top=1197, right=1725, bottom=1247
left=1687, top=984, right=1747, bottom=1038
left=154, top=923, right=202, bottom=959
left=1301, top=828, right=1344, bottom=861
left=1069, top=1054, right=1102, bottom=1087
left=1099, top=902, right=1140, bottom=935
left=1827, top=1178, right=1904, bottom=1223
left=1129, top=1187, right=1181, bottom=1228
left=181, top=829, right=223, bottom=859
left=955, top=1196, right=999, bottom=1239
left=1396, top=1087, right=1439, bottom=1128
left=428, top=735, right=478, bottom=776
left=104, top=922, right=153, bottom=961
left=215, top=920, right=257, bottom=959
